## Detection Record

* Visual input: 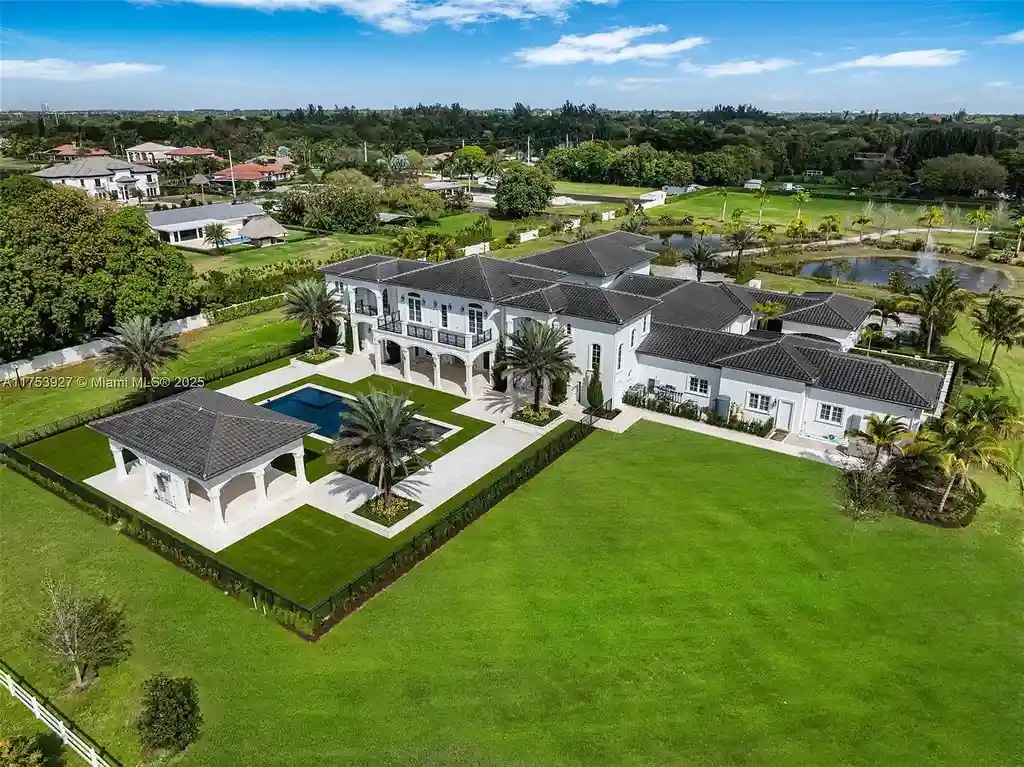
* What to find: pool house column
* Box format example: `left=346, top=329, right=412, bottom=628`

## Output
left=292, top=446, right=308, bottom=486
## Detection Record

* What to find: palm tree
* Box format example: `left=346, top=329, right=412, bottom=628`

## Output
left=879, top=202, right=894, bottom=233
left=482, top=154, right=503, bottom=180
left=848, top=414, right=909, bottom=467
left=328, top=391, right=435, bottom=508
left=717, top=189, right=730, bottom=222
left=694, top=223, right=713, bottom=240
left=100, top=316, right=183, bottom=399
left=755, top=187, right=770, bottom=224
left=785, top=215, right=809, bottom=241
left=389, top=230, right=426, bottom=260
left=620, top=214, right=649, bottom=234
left=727, top=226, right=757, bottom=272
left=494, top=320, right=580, bottom=413
left=965, top=206, right=993, bottom=248
left=971, top=290, right=1011, bottom=365
left=910, top=418, right=1018, bottom=519
left=919, top=205, right=944, bottom=246
left=793, top=189, right=811, bottom=218
left=817, top=213, right=841, bottom=247
left=422, top=233, right=455, bottom=263
left=302, top=203, right=333, bottom=232
left=860, top=326, right=885, bottom=350
left=757, top=223, right=777, bottom=247
left=1014, top=216, right=1024, bottom=256
left=952, top=391, right=1023, bottom=439
left=852, top=214, right=872, bottom=242
left=283, top=278, right=344, bottom=354
left=871, top=298, right=903, bottom=333
left=203, top=223, right=229, bottom=250
left=980, top=296, right=1024, bottom=384
left=684, top=241, right=717, bottom=282
left=916, top=268, right=970, bottom=356
left=752, top=301, right=785, bottom=329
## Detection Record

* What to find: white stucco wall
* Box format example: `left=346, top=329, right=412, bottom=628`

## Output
left=635, top=355, right=722, bottom=407
left=716, top=368, right=807, bottom=428
left=802, top=388, right=925, bottom=440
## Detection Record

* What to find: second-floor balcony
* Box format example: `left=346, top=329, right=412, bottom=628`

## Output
left=354, top=300, right=378, bottom=317
left=375, top=315, right=495, bottom=352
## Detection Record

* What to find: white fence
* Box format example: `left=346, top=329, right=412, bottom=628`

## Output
left=600, top=210, right=617, bottom=221
left=517, top=229, right=539, bottom=243
left=461, top=241, right=491, bottom=257
left=1, top=313, right=209, bottom=382
left=2, top=661, right=120, bottom=767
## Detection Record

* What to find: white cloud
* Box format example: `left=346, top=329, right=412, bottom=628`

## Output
left=176, top=0, right=614, bottom=33
left=688, top=58, right=797, bottom=77
left=985, top=80, right=1011, bottom=88
left=991, top=29, right=1024, bottom=44
left=810, top=49, right=965, bottom=73
left=516, top=25, right=706, bottom=66
left=0, top=58, right=164, bottom=81
left=578, top=75, right=669, bottom=90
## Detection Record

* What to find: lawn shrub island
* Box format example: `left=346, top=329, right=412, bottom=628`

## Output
left=298, top=349, right=338, bottom=364
left=511, top=405, right=561, bottom=427
left=354, top=495, right=422, bottom=526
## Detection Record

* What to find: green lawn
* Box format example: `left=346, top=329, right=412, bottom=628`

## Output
left=0, top=309, right=303, bottom=439
left=187, top=232, right=393, bottom=273
left=553, top=181, right=655, bottom=197
left=3, top=422, right=1022, bottom=764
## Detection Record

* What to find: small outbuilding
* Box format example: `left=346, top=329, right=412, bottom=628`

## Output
left=89, top=388, right=316, bottom=528
left=239, top=215, right=288, bottom=247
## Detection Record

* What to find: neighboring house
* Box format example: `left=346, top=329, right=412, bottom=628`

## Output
left=421, top=180, right=465, bottom=198
left=32, top=157, right=160, bottom=202
left=145, top=201, right=272, bottom=247
left=45, top=143, right=110, bottom=163
left=212, top=157, right=296, bottom=184
left=238, top=216, right=288, bottom=247
left=165, top=146, right=218, bottom=162
left=318, top=232, right=945, bottom=444
left=854, top=152, right=887, bottom=165
left=743, top=179, right=764, bottom=190
left=126, top=142, right=179, bottom=164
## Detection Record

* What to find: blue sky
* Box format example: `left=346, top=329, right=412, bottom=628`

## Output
left=0, top=0, right=1022, bottom=112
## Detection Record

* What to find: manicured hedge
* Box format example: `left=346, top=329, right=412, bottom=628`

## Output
left=204, top=294, right=286, bottom=324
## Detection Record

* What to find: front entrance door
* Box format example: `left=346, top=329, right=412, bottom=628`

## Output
left=776, top=400, right=794, bottom=431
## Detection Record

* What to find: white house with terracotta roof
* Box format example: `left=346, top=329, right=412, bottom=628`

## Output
left=213, top=157, right=296, bottom=184
left=32, top=157, right=160, bottom=201
left=318, top=231, right=948, bottom=443
left=44, top=143, right=110, bottom=163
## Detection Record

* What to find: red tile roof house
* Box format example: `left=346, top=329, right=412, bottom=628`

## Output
left=47, top=143, right=110, bottom=163
left=212, top=157, right=296, bottom=184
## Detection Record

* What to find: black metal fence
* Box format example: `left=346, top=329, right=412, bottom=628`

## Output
left=2, top=405, right=600, bottom=640
left=4, top=338, right=313, bottom=448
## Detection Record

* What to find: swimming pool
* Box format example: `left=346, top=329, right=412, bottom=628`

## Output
left=260, top=385, right=454, bottom=443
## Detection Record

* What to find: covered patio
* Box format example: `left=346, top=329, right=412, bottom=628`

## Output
left=87, top=388, right=317, bottom=529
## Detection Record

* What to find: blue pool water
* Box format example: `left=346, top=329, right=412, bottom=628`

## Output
left=261, top=386, right=451, bottom=442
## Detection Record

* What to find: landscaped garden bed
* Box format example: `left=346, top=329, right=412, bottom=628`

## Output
left=297, top=349, right=338, bottom=364
left=510, top=405, right=561, bottom=427
left=582, top=406, right=621, bottom=420
left=353, top=495, right=421, bottom=526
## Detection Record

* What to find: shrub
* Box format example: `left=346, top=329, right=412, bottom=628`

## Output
left=735, top=262, right=758, bottom=284
left=586, top=367, right=604, bottom=410
left=651, top=250, right=680, bottom=267
left=549, top=375, right=568, bottom=406
left=344, top=316, right=354, bottom=355
left=505, top=229, right=520, bottom=245
left=204, top=294, right=286, bottom=323
left=0, top=736, right=46, bottom=766
left=452, top=216, right=493, bottom=247
left=492, top=337, right=508, bottom=392
left=907, top=237, right=926, bottom=252
left=137, top=674, right=203, bottom=753
left=299, top=349, right=338, bottom=364
left=511, top=405, right=560, bottom=426
left=837, top=466, right=898, bottom=521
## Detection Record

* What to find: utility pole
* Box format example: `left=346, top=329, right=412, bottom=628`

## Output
left=461, top=138, right=465, bottom=149
left=565, top=133, right=569, bottom=149
left=526, top=135, right=531, bottom=163
left=228, top=149, right=237, bottom=199
left=363, top=141, right=367, bottom=164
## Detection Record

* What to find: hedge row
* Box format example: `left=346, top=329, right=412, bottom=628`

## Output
left=203, top=294, right=286, bottom=324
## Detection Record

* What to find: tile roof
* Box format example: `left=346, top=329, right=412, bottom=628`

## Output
left=33, top=157, right=157, bottom=179
left=89, top=388, right=316, bottom=480
left=716, top=338, right=820, bottom=382
left=127, top=142, right=177, bottom=152
left=319, top=254, right=394, bottom=277
left=166, top=146, right=214, bottom=156
left=609, top=273, right=688, bottom=298
left=652, top=282, right=751, bottom=330
left=50, top=144, right=109, bottom=157
left=334, top=258, right=432, bottom=283
left=518, top=231, right=654, bottom=277
left=213, top=158, right=294, bottom=181
left=638, top=324, right=769, bottom=366
left=382, top=255, right=566, bottom=301
left=503, top=283, right=660, bottom=325
left=145, top=202, right=265, bottom=231
left=725, top=286, right=872, bottom=330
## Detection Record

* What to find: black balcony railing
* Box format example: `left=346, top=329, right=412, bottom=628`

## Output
left=378, top=312, right=401, bottom=333
left=354, top=300, right=378, bottom=317
left=437, top=330, right=467, bottom=348
left=406, top=323, right=433, bottom=342
left=471, top=328, right=493, bottom=347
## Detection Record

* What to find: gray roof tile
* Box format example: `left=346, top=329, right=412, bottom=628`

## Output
left=89, top=389, right=316, bottom=480
left=638, top=324, right=769, bottom=366
left=383, top=255, right=566, bottom=301
left=653, top=282, right=750, bottom=330
left=609, top=273, right=688, bottom=298
left=319, top=254, right=394, bottom=277
left=33, top=157, right=157, bottom=179
left=519, top=231, right=654, bottom=277
left=145, top=202, right=266, bottom=230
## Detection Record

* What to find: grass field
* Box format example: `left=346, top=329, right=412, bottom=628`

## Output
left=3, top=421, right=1022, bottom=765
left=0, top=309, right=303, bottom=438
left=659, top=192, right=928, bottom=232
left=553, top=181, right=655, bottom=197
left=187, top=232, right=393, bottom=273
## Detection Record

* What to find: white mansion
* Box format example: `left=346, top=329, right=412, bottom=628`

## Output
left=321, top=232, right=947, bottom=441
left=32, top=156, right=161, bottom=202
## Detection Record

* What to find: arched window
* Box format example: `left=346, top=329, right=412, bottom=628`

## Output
left=630, top=329, right=636, bottom=347
left=382, top=289, right=390, bottom=314
left=617, top=344, right=623, bottom=370
left=591, top=344, right=601, bottom=371
left=468, top=303, right=484, bottom=335
left=642, top=314, right=648, bottom=333
left=407, top=292, right=422, bottom=323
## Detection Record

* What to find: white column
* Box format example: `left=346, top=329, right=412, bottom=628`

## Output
left=432, top=354, right=442, bottom=389
left=292, top=447, right=308, bottom=486
left=465, top=358, right=474, bottom=398
left=109, top=441, right=127, bottom=480
left=210, top=485, right=226, bottom=527
left=401, top=347, right=410, bottom=381
left=346, top=286, right=356, bottom=314
left=252, top=465, right=269, bottom=504
left=174, top=474, right=191, bottom=514
left=140, top=460, right=154, bottom=496
left=373, top=340, right=383, bottom=373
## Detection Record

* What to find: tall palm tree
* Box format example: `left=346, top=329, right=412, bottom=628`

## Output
left=203, top=223, right=229, bottom=250
left=717, top=189, right=730, bottom=222
left=817, top=213, right=841, bottom=247
left=980, top=296, right=1024, bottom=384
left=727, top=226, right=757, bottom=272
left=283, top=278, right=344, bottom=353
left=919, top=205, right=945, bottom=246
left=755, top=187, right=770, bottom=224
left=910, top=418, right=1018, bottom=519
left=852, top=214, right=872, bottom=242
left=100, top=316, right=183, bottom=399
left=965, top=206, right=993, bottom=248
left=879, top=202, right=894, bottom=233
left=328, top=391, right=435, bottom=508
left=757, top=223, right=777, bottom=247
left=494, top=320, right=580, bottom=412
left=952, top=391, right=1023, bottom=439
left=860, top=327, right=885, bottom=350
left=684, top=241, right=717, bottom=282
left=848, top=414, right=909, bottom=467
left=302, top=203, right=333, bottom=232
left=971, top=290, right=1011, bottom=365
left=916, top=268, right=970, bottom=356
left=389, top=230, right=426, bottom=260
left=871, top=298, right=903, bottom=333
left=793, top=189, right=811, bottom=218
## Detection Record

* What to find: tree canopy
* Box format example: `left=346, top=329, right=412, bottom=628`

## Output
left=494, top=162, right=554, bottom=219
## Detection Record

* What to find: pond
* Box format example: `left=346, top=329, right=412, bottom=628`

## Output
left=799, top=255, right=1012, bottom=293
left=649, top=233, right=727, bottom=252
